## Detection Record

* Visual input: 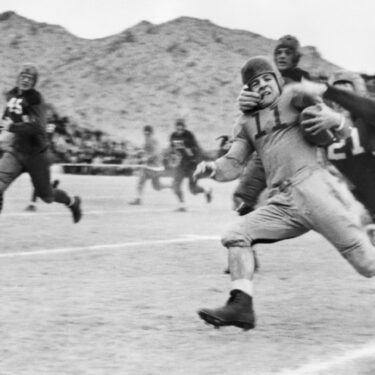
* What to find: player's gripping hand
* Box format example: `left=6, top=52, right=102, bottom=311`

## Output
left=301, top=104, right=344, bottom=135
left=193, top=161, right=217, bottom=181
left=237, top=85, right=260, bottom=112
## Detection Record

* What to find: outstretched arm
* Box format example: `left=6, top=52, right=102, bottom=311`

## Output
left=194, top=120, right=254, bottom=182
left=293, top=80, right=375, bottom=127
left=324, top=85, right=375, bottom=126
left=213, top=138, right=253, bottom=181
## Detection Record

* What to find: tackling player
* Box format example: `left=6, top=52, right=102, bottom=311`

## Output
left=0, top=64, right=82, bottom=222
left=301, top=71, right=375, bottom=222
left=169, top=118, right=212, bottom=211
left=194, top=56, right=375, bottom=330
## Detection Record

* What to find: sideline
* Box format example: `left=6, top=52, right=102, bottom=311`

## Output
left=0, top=235, right=220, bottom=258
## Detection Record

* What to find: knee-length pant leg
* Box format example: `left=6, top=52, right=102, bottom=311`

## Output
left=293, top=170, right=375, bottom=277
left=0, top=151, right=24, bottom=193
left=222, top=190, right=309, bottom=248
left=23, top=151, right=54, bottom=202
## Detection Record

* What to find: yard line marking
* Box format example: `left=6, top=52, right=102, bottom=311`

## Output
left=276, top=341, right=375, bottom=375
left=2, top=207, right=200, bottom=217
left=6, top=195, right=133, bottom=200
left=0, top=235, right=220, bottom=258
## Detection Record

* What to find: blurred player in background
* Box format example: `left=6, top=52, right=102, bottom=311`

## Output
left=194, top=56, right=375, bottom=330
left=234, top=35, right=310, bottom=215
left=129, top=125, right=171, bottom=205
left=25, top=114, right=60, bottom=212
left=169, top=118, right=212, bottom=212
left=0, top=64, right=82, bottom=223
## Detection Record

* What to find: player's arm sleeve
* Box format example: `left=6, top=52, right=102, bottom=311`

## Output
left=290, top=85, right=321, bottom=110
left=214, top=119, right=254, bottom=182
left=324, top=86, right=375, bottom=127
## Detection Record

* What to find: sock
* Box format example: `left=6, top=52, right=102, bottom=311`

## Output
left=231, top=279, right=253, bottom=297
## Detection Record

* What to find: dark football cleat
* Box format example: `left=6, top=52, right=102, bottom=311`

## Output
left=198, top=289, right=255, bottom=330
left=236, top=202, right=254, bottom=216
left=69, top=196, right=82, bottom=223
left=25, top=204, right=37, bottom=212
left=129, top=198, right=142, bottom=205
left=205, top=188, right=213, bottom=204
left=174, top=206, right=187, bottom=212
left=52, top=179, right=60, bottom=189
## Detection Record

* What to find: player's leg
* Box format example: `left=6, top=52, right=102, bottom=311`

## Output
left=129, top=167, right=148, bottom=205
left=298, top=169, right=375, bottom=277
left=198, top=195, right=308, bottom=330
left=0, top=151, right=23, bottom=214
left=172, top=167, right=186, bottom=211
left=25, top=178, right=38, bottom=212
left=150, top=169, right=171, bottom=191
left=187, top=168, right=212, bottom=203
left=233, top=154, right=267, bottom=215
left=26, top=151, right=82, bottom=223
left=25, top=178, right=58, bottom=212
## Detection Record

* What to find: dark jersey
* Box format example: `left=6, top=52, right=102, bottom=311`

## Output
left=170, top=129, right=202, bottom=167
left=324, top=86, right=375, bottom=152
left=326, top=114, right=375, bottom=217
left=2, top=87, right=47, bottom=154
left=282, top=67, right=310, bottom=85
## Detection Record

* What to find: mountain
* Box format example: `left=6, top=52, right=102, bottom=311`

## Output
left=0, top=11, right=341, bottom=146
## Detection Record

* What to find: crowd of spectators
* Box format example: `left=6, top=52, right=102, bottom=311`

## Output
left=47, top=112, right=130, bottom=165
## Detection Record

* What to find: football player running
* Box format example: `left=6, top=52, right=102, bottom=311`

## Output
left=0, top=64, right=82, bottom=222
left=169, top=118, right=212, bottom=212
left=194, top=56, right=375, bottom=330
left=129, top=125, right=171, bottom=205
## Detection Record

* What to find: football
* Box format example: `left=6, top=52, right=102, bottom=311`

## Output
left=300, top=104, right=336, bottom=146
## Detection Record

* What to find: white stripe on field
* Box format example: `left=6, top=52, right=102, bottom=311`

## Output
left=0, top=235, right=220, bottom=258
left=6, top=195, right=127, bottom=200
left=276, top=341, right=375, bottom=375
left=2, top=207, right=204, bottom=217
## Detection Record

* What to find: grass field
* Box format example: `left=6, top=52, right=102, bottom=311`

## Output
left=0, top=173, right=374, bottom=375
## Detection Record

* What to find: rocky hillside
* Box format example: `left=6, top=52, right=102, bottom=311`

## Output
left=0, top=11, right=340, bottom=146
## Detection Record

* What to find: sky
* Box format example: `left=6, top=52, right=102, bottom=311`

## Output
left=1, top=0, right=375, bottom=74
